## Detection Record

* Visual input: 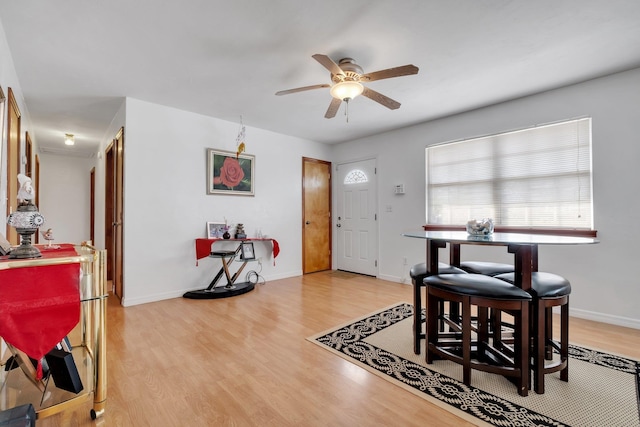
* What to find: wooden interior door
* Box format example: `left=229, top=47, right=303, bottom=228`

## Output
left=25, top=132, right=32, bottom=178
left=302, top=157, right=331, bottom=274
left=113, top=128, right=124, bottom=299
left=104, top=142, right=114, bottom=282
left=5, top=88, right=21, bottom=245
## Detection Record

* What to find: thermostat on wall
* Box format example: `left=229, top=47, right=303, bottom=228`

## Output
left=394, top=184, right=405, bottom=194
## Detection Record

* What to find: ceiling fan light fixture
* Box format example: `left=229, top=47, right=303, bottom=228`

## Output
left=64, top=133, right=75, bottom=146
left=330, top=81, right=364, bottom=101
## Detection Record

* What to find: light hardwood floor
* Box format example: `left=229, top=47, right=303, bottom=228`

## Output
left=32, top=271, right=640, bottom=426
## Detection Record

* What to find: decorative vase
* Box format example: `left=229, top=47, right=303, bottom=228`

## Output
left=6, top=200, right=45, bottom=259
left=223, top=231, right=231, bottom=239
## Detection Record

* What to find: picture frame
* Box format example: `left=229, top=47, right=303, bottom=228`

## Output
left=206, top=222, right=226, bottom=239
left=240, top=242, right=255, bottom=260
left=207, top=148, right=255, bottom=196
left=0, top=232, right=11, bottom=256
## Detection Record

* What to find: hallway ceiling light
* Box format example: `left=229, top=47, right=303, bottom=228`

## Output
left=64, top=133, right=75, bottom=146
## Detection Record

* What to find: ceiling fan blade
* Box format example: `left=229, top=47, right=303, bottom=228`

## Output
left=312, top=54, right=345, bottom=77
left=276, top=84, right=330, bottom=96
left=325, top=98, right=342, bottom=119
left=361, top=64, right=419, bottom=82
left=362, top=87, right=401, bottom=110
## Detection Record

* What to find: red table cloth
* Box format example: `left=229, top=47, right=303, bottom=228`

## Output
left=195, top=238, right=280, bottom=265
left=0, top=244, right=81, bottom=379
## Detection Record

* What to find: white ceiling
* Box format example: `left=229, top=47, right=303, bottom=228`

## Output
left=1, top=1, right=640, bottom=157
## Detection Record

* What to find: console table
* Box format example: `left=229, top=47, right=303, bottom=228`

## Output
left=0, top=243, right=107, bottom=420
left=186, top=238, right=280, bottom=299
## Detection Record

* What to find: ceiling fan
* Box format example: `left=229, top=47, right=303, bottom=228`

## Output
left=275, top=54, right=419, bottom=119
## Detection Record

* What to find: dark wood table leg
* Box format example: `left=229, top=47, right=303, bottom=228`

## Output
left=508, top=244, right=535, bottom=292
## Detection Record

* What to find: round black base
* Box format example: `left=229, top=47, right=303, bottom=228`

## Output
left=183, top=281, right=255, bottom=299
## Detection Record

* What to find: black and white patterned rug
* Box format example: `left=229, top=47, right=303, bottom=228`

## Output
left=308, top=303, right=640, bottom=427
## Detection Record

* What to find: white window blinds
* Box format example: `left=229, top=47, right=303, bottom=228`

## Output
left=426, top=118, right=593, bottom=229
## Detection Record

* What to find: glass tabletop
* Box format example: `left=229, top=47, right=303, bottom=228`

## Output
left=402, top=230, right=599, bottom=246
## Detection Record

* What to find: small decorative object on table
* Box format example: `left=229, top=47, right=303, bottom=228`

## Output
left=40, top=228, right=60, bottom=249
left=6, top=174, right=45, bottom=259
left=466, top=218, right=494, bottom=235
left=235, top=223, right=247, bottom=239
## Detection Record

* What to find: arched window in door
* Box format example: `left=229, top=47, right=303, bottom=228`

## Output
left=344, top=169, right=368, bottom=184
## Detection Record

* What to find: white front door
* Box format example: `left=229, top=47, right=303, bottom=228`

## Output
left=336, top=158, right=377, bottom=276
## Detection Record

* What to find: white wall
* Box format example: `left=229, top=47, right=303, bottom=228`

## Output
left=119, top=98, right=332, bottom=306
left=333, top=67, right=640, bottom=328
left=38, top=154, right=95, bottom=243
left=93, top=99, right=126, bottom=250
left=0, top=18, right=33, bottom=226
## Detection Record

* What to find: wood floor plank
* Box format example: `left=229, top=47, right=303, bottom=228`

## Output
left=25, top=271, right=640, bottom=426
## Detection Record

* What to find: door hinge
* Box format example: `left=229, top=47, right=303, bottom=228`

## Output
left=375, top=260, right=378, bottom=267
left=375, top=213, right=377, bottom=221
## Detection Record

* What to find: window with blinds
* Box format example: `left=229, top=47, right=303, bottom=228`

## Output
left=426, top=118, right=593, bottom=229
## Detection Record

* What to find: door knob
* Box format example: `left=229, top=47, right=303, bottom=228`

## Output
left=305, top=221, right=311, bottom=225
left=337, top=224, right=341, bottom=228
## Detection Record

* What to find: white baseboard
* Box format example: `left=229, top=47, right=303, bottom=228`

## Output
left=121, top=270, right=303, bottom=307
left=379, top=273, right=411, bottom=285
left=569, top=307, right=640, bottom=330
left=380, top=274, right=640, bottom=330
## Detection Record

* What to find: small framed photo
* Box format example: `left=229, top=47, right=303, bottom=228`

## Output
left=0, top=232, right=11, bottom=256
left=206, top=222, right=226, bottom=239
left=241, top=242, right=255, bottom=260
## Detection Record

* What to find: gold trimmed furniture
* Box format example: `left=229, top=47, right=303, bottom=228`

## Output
left=0, top=243, right=107, bottom=420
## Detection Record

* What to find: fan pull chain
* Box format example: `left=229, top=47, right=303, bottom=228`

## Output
left=345, top=98, right=350, bottom=123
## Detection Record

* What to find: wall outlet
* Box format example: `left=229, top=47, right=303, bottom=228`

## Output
left=403, top=257, right=407, bottom=265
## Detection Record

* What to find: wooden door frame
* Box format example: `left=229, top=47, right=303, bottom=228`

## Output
left=5, top=88, right=21, bottom=245
left=113, top=127, right=124, bottom=300
left=35, top=154, right=40, bottom=204
left=25, top=132, right=32, bottom=178
left=90, top=167, right=95, bottom=244
left=104, top=141, right=115, bottom=282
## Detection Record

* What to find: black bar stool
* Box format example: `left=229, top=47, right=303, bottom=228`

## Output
left=410, top=262, right=466, bottom=354
left=495, top=271, right=571, bottom=394
left=459, top=261, right=514, bottom=276
left=425, top=273, right=532, bottom=396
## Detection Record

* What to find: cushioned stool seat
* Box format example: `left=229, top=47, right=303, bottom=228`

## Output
left=495, top=272, right=571, bottom=394
left=410, top=262, right=466, bottom=354
left=459, top=261, right=515, bottom=276
left=425, top=273, right=531, bottom=396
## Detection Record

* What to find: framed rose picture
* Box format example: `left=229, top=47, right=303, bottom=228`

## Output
left=207, top=148, right=255, bottom=195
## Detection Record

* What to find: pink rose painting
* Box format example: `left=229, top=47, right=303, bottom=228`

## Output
left=213, top=157, right=244, bottom=188
left=208, top=149, right=254, bottom=195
